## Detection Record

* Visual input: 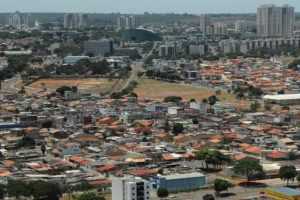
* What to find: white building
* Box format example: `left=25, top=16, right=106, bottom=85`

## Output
left=6, top=12, right=22, bottom=28
left=118, top=15, right=138, bottom=31
left=190, top=102, right=209, bottom=114
left=159, top=45, right=177, bottom=57
left=257, top=4, right=294, bottom=37
left=64, top=14, right=73, bottom=28
left=200, top=14, right=211, bottom=35
left=75, top=13, right=88, bottom=28
left=235, top=20, right=248, bottom=32
left=112, top=177, right=150, bottom=200
left=189, top=45, right=205, bottom=56
left=24, top=14, right=35, bottom=28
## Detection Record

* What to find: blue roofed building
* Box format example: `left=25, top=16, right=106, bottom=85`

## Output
left=267, top=187, right=300, bottom=200
left=149, top=172, right=205, bottom=192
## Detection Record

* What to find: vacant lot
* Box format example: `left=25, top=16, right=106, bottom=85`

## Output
left=29, top=78, right=116, bottom=91
left=134, top=78, right=249, bottom=108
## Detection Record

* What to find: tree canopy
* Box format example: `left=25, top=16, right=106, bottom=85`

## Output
left=234, top=161, right=264, bottom=183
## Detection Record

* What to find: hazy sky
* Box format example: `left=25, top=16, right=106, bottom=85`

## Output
left=3, top=0, right=300, bottom=14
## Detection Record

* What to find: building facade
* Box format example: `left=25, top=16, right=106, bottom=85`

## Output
left=64, top=14, right=73, bottom=28
left=257, top=4, right=294, bottom=37
left=112, top=177, right=150, bottom=200
left=150, top=172, right=206, bottom=192
left=84, top=39, right=114, bottom=56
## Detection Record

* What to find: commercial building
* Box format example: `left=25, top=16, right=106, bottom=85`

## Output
left=64, top=14, right=73, bottom=28
left=267, top=187, right=300, bottom=200
left=257, top=4, right=294, bottom=37
left=114, top=48, right=138, bottom=56
left=121, top=29, right=162, bottom=42
left=150, top=172, right=206, bottom=192
left=189, top=45, right=205, bottom=56
left=63, top=56, right=89, bottom=64
left=112, top=177, right=150, bottom=200
left=263, top=93, right=300, bottom=105
left=84, top=39, right=114, bottom=56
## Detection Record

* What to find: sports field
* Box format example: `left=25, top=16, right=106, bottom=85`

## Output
left=29, top=78, right=116, bottom=91
left=134, top=78, right=250, bottom=108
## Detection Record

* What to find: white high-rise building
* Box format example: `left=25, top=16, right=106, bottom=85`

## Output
left=235, top=20, right=248, bottom=32
left=118, top=15, right=138, bottom=30
left=200, top=14, right=211, bottom=35
left=112, top=177, right=150, bottom=200
left=257, top=4, right=294, bottom=37
left=24, top=14, right=35, bottom=28
left=64, top=14, right=73, bottom=28
left=75, top=13, right=88, bottom=28
left=6, top=12, right=22, bottom=28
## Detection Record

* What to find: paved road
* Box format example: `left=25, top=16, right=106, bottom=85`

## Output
left=1, top=76, right=21, bottom=92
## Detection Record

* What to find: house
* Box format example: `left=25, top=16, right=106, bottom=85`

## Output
left=52, top=143, right=81, bottom=157
left=168, top=107, right=184, bottom=116
left=266, top=151, right=288, bottom=160
left=150, top=172, right=205, bottom=192
left=278, top=138, right=297, bottom=150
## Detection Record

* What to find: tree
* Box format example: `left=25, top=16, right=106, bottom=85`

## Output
left=18, top=136, right=35, bottom=148
left=215, top=90, right=221, bottom=96
left=42, top=120, right=53, bottom=128
left=158, top=169, right=163, bottom=174
left=157, top=187, right=169, bottom=200
left=203, top=194, right=215, bottom=200
left=0, top=184, right=6, bottom=199
left=163, top=121, right=170, bottom=133
left=28, top=180, right=62, bottom=200
left=192, top=118, right=199, bottom=124
left=282, top=105, right=290, bottom=110
left=163, top=96, right=182, bottom=103
left=234, top=161, right=264, bottom=183
left=250, top=101, right=261, bottom=112
left=297, top=173, right=300, bottom=185
left=202, top=98, right=208, bottom=103
left=7, top=180, right=30, bottom=200
left=77, top=192, right=105, bottom=200
left=172, top=123, right=184, bottom=135
left=214, top=179, right=234, bottom=197
left=264, top=102, right=272, bottom=111
left=208, top=95, right=217, bottom=106
left=41, top=144, right=46, bottom=155
left=279, top=165, right=297, bottom=186
left=288, top=152, right=296, bottom=160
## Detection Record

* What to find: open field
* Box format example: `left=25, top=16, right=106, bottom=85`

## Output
left=60, top=193, right=111, bottom=200
left=28, top=78, right=117, bottom=91
left=134, top=78, right=250, bottom=108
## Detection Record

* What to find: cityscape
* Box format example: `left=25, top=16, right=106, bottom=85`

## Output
left=1, top=2, right=300, bottom=200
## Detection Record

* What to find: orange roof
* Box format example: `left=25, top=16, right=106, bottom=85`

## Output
left=89, top=180, right=111, bottom=185
left=267, top=151, right=287, bottom=159
left=183, top=153, right=195, bottom=158
left=131, top=169, right=156, bottom=176
left=230, top=154, right=247, bottom=160
left=76, top=137, right=97, bottom=142
left=98, top=164, right=118, bottom=172
left=244, top=146, right=262, bottom=154
left=163, top=155, right=176, bottom=161
left=4, top=160, right=15, bottom=167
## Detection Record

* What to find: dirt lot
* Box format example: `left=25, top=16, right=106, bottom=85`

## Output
left=29, top=78, right=116, bottom=91
left=134, top=78, right=249, bottom=108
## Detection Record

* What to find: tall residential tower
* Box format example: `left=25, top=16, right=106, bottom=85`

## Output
left=257, top=4, right=294, bottom=37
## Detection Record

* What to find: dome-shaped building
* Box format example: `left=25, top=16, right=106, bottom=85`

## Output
left=121, top=29, right=162, bottom=42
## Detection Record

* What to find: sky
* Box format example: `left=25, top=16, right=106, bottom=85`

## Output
left=2, top=0, right=300, bottom=14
